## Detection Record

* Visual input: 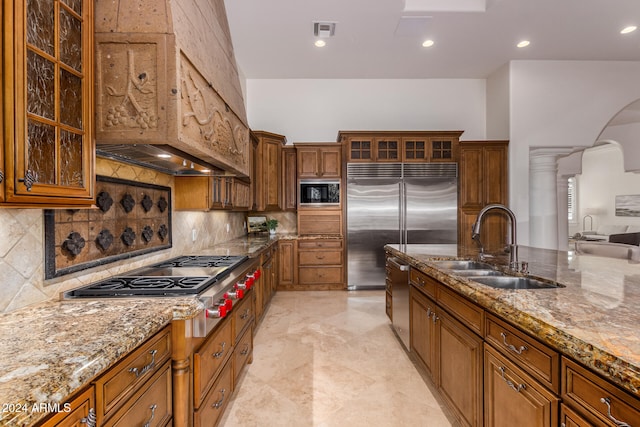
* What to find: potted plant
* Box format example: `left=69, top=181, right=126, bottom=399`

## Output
left=266, top=218, right=278, bottom=235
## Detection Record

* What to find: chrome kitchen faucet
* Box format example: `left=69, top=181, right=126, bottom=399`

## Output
left=472, top=204, right=520, bottom=271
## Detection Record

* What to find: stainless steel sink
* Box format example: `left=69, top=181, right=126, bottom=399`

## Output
left=468, top=276, right=565, bottom=290
left=431, top=260, right=495, bottom=270
left=450, top=269, right=505, bottom=277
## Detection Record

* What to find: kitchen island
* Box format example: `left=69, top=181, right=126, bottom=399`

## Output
left=386, top=243, right=640, bottom=426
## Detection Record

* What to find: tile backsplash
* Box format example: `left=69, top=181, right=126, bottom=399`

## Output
left=0, top=158, right=256, bottom=313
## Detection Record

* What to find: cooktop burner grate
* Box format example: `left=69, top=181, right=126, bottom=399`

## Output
left=66, top=255, right=249, bottom=298
left=152, top=255, right=247, bottom=268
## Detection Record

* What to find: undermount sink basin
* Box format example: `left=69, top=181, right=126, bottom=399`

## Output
left=431, top=260, right=495, bottom=270
left=469, top=276, right=565, bottom=290
left=451, top=269, right=505, bottom=277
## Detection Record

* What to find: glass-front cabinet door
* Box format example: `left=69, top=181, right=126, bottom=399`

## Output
left=2, top=0, right=94, bottom=205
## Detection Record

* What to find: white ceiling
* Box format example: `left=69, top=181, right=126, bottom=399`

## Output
left=223, top=0, right=640, bottom=79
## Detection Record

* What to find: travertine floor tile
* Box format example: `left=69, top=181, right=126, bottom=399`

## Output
left=220, top=291, right=452, bottom=427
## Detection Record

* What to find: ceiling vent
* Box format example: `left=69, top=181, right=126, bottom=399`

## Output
left=313, top=21, right=336, bottom=38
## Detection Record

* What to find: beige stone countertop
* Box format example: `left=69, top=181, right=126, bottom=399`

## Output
left=196, top=233, right=342, bottom=257
left=0, top=297, right=202, bottom=426
left=386, top=244, right=640, bottom=398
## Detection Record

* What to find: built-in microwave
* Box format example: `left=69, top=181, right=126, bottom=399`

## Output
left=299, top=180, right=340, bottom=206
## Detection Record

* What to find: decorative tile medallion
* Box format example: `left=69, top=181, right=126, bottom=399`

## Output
left=44, top=176, right=172, bottom=278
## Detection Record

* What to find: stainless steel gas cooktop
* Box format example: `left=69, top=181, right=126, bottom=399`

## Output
left=66, top=255, right=248, bottom=297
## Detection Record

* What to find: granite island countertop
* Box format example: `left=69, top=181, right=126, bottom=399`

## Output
left=386, top=243, right=640, bottom=398
left=0, top=234, right=287, bottom=426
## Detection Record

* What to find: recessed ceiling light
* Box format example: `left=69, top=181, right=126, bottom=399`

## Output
left=621, top=25, right=637, bottom=34
left=517, top=40, right=530, bottom=48
left=157, top=154, right=171, bottom=159
left=315, top=40, right=326, bottom=47
left=422, top=39, right=435, bottom=47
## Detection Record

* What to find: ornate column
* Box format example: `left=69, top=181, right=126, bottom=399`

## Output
left=529, top=148, right=575, bottom=249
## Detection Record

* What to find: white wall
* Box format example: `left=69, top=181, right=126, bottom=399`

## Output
left=245, top=79, right=486, bottom=142
left=486, top=63, right=510, bottom=140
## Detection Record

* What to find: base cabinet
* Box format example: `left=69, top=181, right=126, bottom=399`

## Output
left=484, top=344, right=559, bottom=427
left=38, top=386, right=95, bottom=427
left=297, top=239, right=344, bottom=289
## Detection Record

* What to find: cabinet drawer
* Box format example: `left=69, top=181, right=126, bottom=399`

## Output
left=436, top=285, right=484, bottom=336
left=560, top=403, right=593, bottom=427
left=298, top=250, right=343, bottom=265
left=193, top=319, right=233, bottom=408
left=232, top=291, right=254, bottom=343
left=298, top=212, right=342, bottom=235
left=95, top=326, right=171, bottom=423
left=484, top=344, right=559, bottom=427
left=410, top=268, right=437, bottom=299
left=298, top=239, right=342, bottom=249
left=104, top=361, right=172, bottom=427
left=233, top=326, right=253, bottom=384
left=485, top=314, right=560, bottom=393
left=562, top=357, right=640, bottom=426
left=194, top=360, right=233, bottom=427
left=39, top=386, right=95, bottom=427
left=299, top=266, right=343, bottom=284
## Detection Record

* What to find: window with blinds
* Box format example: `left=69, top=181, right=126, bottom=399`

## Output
left=568, top=177, right=576, bottom=222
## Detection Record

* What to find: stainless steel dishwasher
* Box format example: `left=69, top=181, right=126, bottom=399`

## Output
left=387, top=256, right=410, bottom=350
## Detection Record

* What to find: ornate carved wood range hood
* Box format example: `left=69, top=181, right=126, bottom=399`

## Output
left=94, top=0, right=250, bottom=177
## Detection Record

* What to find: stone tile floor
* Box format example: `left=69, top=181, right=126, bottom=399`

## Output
left=220, top=290, right=453, bottom=426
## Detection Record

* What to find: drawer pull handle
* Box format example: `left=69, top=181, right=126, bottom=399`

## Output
left=128, top=349, right=157, bottom=378
left=426, top=307, right=432, bottom=317
left=600, top=397, right=632, bottom=427
left=212, top=388, right=226, bottom=409
left=498, top=366, right=526, bottom=393
left=432, top=313, right=439, bottom=324
left=240, top=308, right=250, bottom=320
left=240, top=344, right=250, bottom=356
left=142, top=404, right=157, bottom=427
left=81, top=408, right=96, bottom=427
left=500, top=332, right=528, bottom=355
left=213, top=342, right=226, bottom=358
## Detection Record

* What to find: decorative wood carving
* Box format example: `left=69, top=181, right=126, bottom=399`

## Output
left=44, top=176, right=172, bottom=278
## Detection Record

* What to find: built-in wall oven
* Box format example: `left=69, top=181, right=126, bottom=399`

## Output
left=299, top=180, right=340, bottom=206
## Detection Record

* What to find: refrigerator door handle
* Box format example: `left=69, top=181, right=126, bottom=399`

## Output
left=402, top=181, right=408, bottom=246
left=399, top=182, right=404, bottom=246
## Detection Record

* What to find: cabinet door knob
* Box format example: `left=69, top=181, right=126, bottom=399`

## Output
left=18, top=170, right=36, bottom=191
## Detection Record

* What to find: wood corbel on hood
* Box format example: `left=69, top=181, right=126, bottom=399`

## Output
left=94, top=0, right=250, bottom=177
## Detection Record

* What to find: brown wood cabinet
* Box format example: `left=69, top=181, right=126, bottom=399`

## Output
left=338, top=131, right=463, bottom=163
left=409, top=272, right=483, bottom=427
left=298, top=209, right=342, bottom=236
left=252, top=131, right=286, bottom=211
left=175, top=175, right=251, bottom=211
left=278, top=240, right=297, bottom=289
left=297, top=239, right=344, bottom=289
left=562, top=357, right=640, bottom=426
left=295, top=143, right=342, bottom=178
left=38, top=386, right=96, bottom=427
left=94, top=326, right=171, bottom=426
left=2, top=0, right=95, bottom=206
left=458, top=141, right=509, bottom=253
left=282, top=146, right=297, bottom=210
left=484, top=344, right=559, bottom=427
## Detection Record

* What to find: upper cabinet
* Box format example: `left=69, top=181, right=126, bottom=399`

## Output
left=458, top=141, right=509, bottom=252
left=295, top=143, right=342, bottom=179
left=338, top=131, right=463, bottom=163
left=1, top=0, right=95, bottom=206
left=253, top=131, right=286, bottom=211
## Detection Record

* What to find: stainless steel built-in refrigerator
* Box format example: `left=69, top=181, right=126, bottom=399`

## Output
left=346, top=163, right=458, bottom=290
